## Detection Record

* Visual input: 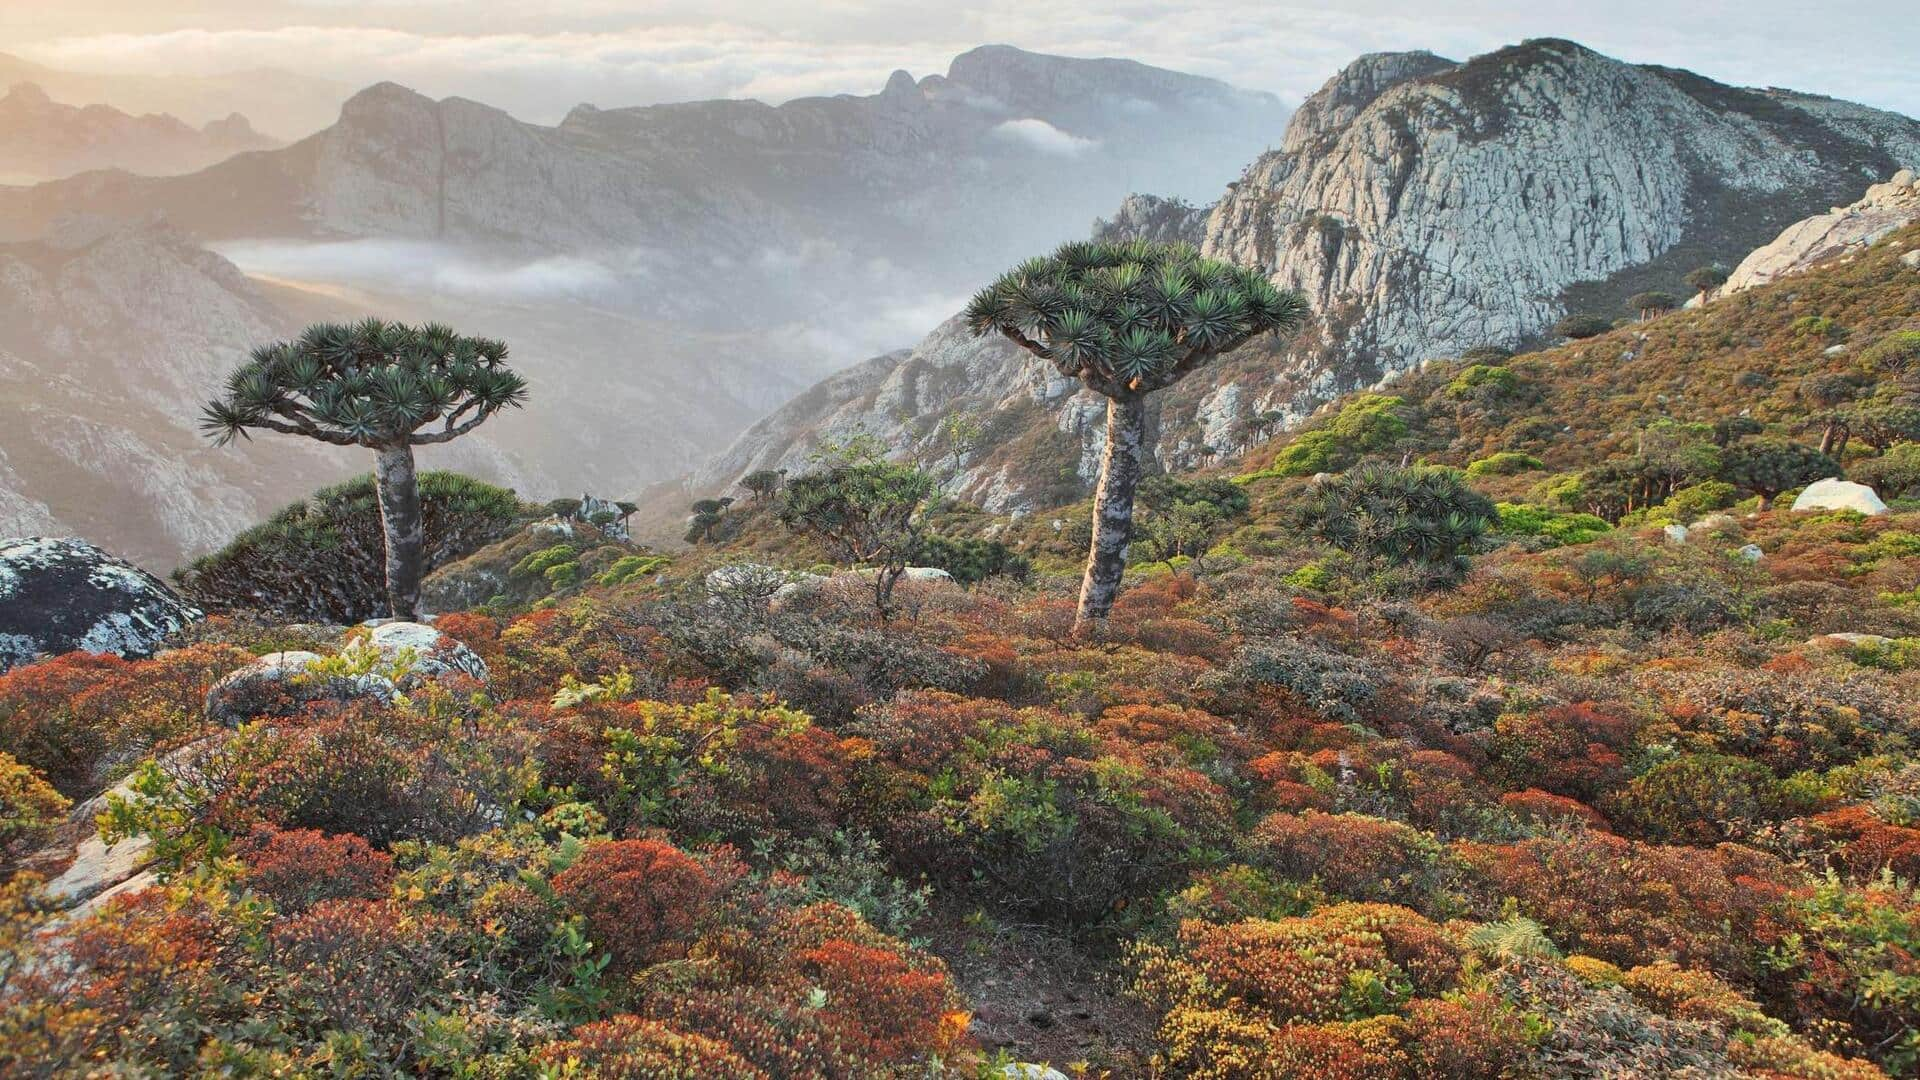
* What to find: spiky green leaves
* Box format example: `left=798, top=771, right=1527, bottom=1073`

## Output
left=201, top=319, right=527, bottom=449
left=965, top=239, right=1308, bottom=397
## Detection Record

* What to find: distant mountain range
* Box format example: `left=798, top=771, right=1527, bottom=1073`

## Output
left=0, top=82, right=280, bottom=185
left=0, top=46, right=1289, bottom=569
left=683, top=39, right=1920, bottom=521
left=0, top=53, right=347, bottom=141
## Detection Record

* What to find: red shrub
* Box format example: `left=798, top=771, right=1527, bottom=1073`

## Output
left=552, top=839, right=719, bottom=969
left=1401, top=992, right=1533, bottom=1078
left=235, top=823, right=394, bottom=912
left=269, top=898, right=459, bottom=1054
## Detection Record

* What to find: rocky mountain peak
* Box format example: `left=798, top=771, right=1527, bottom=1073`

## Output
left=882, top=69, right=919, bottom=97
left=335, top=81, right=439, bottom=129
left=1282, top=50, right=1456, bottom=154
left=4, top=81, right=51, bottom=107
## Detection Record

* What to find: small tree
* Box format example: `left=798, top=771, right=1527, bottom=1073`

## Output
left=1684, top=265, right=1728, bottom=304
left=202, top=319, right=527, bottom=619
left=1627, top=291, right=1679, bottom=322
left=739, top=469, right=784, bottom=503
left=1850, top=404, right=1920, bottom=453
left=1799, top=372, right=1860, bottom=456
left=779, top=454, right=935, bottom=619
left=966, top=240, right=1307, bottom=631
left=1292, top=465, right=1497, bottom=590
left=1718, top=439, right=1839, bottom=510
left=1133, top=476, right=1250, bottom=574
left=1553, top=313, right=1612, bottom=340
left=684, top=497, right=733, bottom=544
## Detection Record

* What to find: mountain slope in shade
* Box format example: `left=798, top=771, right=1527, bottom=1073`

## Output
left=0, top=219, right=840, bottom=571
left=680, top=41, right=1920, bottom=522
left=0, top=82, right=281, bottom=185
left=0, top=45, right=1293, bottom=558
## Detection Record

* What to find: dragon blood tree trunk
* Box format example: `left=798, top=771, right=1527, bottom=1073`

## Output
left=373, top=443, right=425, bottom=621
left=1076, top=394, right=1147, bottom=633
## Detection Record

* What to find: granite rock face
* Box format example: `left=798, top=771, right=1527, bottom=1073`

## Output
left=1200, top=40, right=1920, bottom=378
left=0, top=537, right=202, bottom=672
left=1712, top=170, right=1920, bottom=297
left=690, top=40, right=1920, bottom=518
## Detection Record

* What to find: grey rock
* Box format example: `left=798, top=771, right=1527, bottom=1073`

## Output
left=204, top=650, right=396, bottom=725
left=366, top=621, right=490, bottom=689
left=0, top=537, right=202, bottom=672
left=1736, top=544, right=1765, bottom=562
left=1663, top=523, right=1690, bottom=544
left=690, top=41, right=1920, bottom=516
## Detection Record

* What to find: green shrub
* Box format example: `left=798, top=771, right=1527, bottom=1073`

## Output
left=1467, top=451, right=1545, bottom=477
left=1496, top=503, right=1612, bottom=546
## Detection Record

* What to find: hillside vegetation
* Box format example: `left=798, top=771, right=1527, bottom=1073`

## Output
left=6, top=208, right=1920, bottom=1078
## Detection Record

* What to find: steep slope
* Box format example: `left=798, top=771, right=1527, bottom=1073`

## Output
left=0, top=83, right=279, bottom=185
left=1711, top=169, right=1920, bottom=296
left=688, top=41, right=1920, bottom=519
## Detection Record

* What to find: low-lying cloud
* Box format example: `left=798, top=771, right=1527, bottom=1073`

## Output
left=215, top=239, right=632, bottom=300
left=991, top=118, right=1100, bottom=156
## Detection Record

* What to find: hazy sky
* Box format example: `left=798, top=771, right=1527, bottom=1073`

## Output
left=4, top=1, right=1917, bottom=127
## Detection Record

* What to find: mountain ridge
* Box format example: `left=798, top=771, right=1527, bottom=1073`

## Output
left=676, top=39, right=1920, bottom=525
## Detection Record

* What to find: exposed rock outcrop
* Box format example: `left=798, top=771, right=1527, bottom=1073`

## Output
left=203, top=650, right=396, bottom=725
left=1201, top=40, right=1920, bottom=376
left=1709, top=170, right=1920, bottom=297
left=0, top=537, right=202, bottom=672
left=1791, top=478, right=1889, bottom=516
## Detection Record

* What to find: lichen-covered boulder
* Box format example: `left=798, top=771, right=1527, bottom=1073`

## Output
left=0, top=537, right=203, bottom=672
left=1792, top=478, right=1889, bottom=516
left=366, top=621, right=489, bottom=689
left=204, top=650, right=396, bottom=726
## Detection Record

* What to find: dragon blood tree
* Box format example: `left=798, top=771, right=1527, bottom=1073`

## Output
left=201, top=319, right=528, bottom=620
left=965, top=240, right=1308, bottom=631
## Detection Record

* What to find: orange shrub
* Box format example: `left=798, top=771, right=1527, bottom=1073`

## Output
left=538, top=1015, right=766, bottom=1079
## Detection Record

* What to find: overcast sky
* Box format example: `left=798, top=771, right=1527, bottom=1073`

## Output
left=4, top=1, right=1917, bottom=126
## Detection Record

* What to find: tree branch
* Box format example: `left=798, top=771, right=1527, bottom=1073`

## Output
left=247, top=417, right=361, bottom=446
left=408, top=408, right=493, bottom=445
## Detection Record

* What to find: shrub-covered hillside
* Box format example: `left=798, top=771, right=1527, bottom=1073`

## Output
left=5, top=230, right=1920, bottom=1077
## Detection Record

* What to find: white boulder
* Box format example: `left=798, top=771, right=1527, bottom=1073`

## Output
left=1663, top=524, right=1689, bottom=544
left=1791, top=478, right=1888, bottom=516
left=366, top=621, right=489, bottom=689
